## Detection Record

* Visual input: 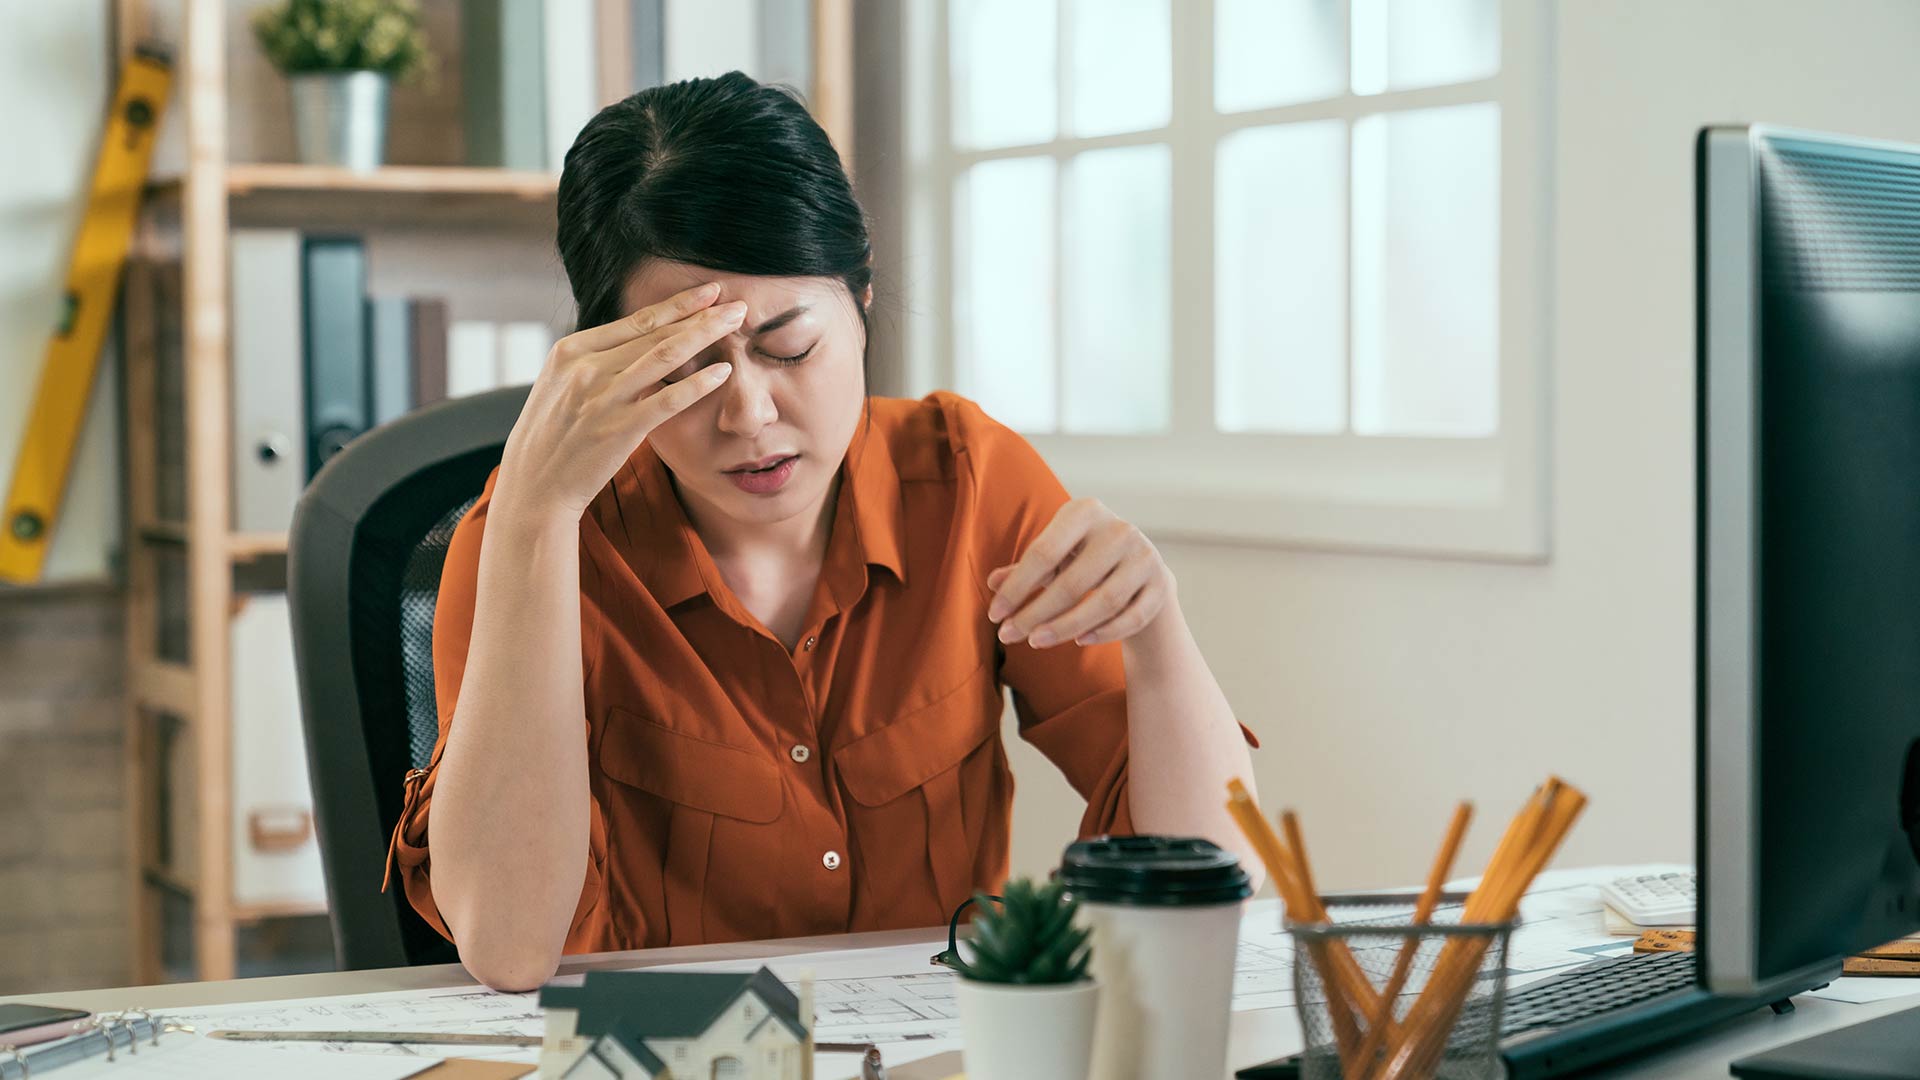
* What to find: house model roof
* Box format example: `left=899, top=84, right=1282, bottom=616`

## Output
left=540, top=966, right=808, bottom=1044
left=603, top=1031, right=667, bottom=1074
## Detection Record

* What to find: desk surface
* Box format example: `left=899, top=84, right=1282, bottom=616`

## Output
left=7, top=899, right=1917, bottom=1079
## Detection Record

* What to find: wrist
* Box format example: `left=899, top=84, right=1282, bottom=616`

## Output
left=1122, top=597, right=1190, bottom=666
left=486, top=489, right=581, bottom=547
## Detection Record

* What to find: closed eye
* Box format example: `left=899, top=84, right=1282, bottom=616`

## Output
left=762, top=344, right=816, bottom=365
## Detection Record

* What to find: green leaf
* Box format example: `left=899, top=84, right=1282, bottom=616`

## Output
left=250, top=0, right=431, bottom=80
left=953, top=877, right=1092, bottom=986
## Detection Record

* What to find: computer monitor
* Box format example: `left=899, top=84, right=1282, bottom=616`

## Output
left=1698, top=124, right=1920, bottom=1004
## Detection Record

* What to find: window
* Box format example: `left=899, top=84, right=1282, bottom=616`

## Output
left=904, top=0, right=1552, bottom=557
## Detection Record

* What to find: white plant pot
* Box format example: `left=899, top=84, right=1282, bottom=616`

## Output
left=955, top=978, right=1098, bottom=1080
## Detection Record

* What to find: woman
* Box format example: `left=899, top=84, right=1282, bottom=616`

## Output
left=387, top=72, right=1259, bottom=992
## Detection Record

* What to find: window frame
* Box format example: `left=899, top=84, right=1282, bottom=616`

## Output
left=901, top=0, right=1556, bottom=560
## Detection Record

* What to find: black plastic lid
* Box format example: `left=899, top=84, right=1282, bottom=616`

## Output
left=1057, top=835, right=1252, bottom=907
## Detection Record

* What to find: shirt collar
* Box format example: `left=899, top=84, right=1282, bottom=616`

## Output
left=615, top=403, right=907, bottom=616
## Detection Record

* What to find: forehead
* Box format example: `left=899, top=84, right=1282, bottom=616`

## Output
left=622, top=259, right=843, bottom=319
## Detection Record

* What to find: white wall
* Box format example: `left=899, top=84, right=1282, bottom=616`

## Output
left=1003, top=0, right=1920, bottom=890
left=0, top=4, right=122, bottom=584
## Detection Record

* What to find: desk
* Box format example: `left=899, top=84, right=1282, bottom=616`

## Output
left=6, top=898, right=1917, bottom=1079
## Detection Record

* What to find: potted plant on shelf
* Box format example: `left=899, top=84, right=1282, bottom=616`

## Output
left=944, top=877, right=1099, bottom=1080
left=251, top=0, right=430, bottom=171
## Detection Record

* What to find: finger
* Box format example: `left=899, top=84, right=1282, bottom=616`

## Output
left=612, top=302, right=748, bottom=398
left=1070, top=581, right=1168, bottom=647
left=637, top=361, right=733, bottom=426
left=987, top=502, right=1102, bottom=623
left=997, top=525, right=1135, bottom=645
left=568, top=281, right=722, bottom=354
left=986, top=566, right=1011, bottom=592
left=1027, top=555, right=1155, bottom=647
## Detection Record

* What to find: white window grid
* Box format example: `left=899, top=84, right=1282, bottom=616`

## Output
left=902, top=0, right=1554, bottom=559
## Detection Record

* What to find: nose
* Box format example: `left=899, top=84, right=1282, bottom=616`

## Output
left=715, top=358, right=778, bottom=440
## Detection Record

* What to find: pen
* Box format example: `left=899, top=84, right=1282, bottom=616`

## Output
left=208, top=1028, right=882, bottom=1055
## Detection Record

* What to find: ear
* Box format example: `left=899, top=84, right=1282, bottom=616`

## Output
left=861, top=283, right=873, bottom=310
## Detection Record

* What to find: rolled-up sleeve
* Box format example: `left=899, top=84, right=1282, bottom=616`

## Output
left=383, top=468, right=610, bottom=947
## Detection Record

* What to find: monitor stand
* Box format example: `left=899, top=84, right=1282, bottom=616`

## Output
left=1730, top=1005, right=1920, bottom=1079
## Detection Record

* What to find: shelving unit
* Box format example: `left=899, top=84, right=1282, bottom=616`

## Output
left=112, top=0, right=854, bottom=984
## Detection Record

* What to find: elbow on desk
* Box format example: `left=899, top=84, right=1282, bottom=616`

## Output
left=446, top=898, right=565, bottom=992
left=457, top=936, right=563, bottom=993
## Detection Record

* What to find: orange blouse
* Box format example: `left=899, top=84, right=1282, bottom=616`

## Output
left=388, top=392, right=1197, bottom=953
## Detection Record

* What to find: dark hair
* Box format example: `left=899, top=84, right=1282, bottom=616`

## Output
left=556, top=71, right=873, bottom=343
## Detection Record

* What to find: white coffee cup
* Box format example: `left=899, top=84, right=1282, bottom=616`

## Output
left=1060, top=836, right=1252, bottom=1080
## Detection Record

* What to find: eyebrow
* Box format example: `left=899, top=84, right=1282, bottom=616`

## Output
left=752, top=305, right=809, bottom=336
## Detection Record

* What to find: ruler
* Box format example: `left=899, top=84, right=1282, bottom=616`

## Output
left=0, top=46, right=171, bottom=583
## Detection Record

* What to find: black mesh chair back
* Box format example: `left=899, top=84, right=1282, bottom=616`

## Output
left=288, top=386, right=530, bottom=969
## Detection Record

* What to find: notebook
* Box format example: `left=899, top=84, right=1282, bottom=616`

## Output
left=0, top=1012, right=430, bottom=1079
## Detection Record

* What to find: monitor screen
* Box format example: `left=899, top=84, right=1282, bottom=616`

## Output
left=1698, top=124, right=1920, bottom=997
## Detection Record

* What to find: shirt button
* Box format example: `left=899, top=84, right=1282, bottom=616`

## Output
left=823, top=850, right=842, bottom=871
left=803, top=635, right=818, bottom=651
left=790, top=744, right=811, bottom=764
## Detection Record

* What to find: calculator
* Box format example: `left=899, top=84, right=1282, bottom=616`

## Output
left=1597, top=871, right=1696, bottom=926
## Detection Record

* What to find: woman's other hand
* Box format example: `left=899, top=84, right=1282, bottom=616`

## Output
left=986, top=498, right=1175, bottom=649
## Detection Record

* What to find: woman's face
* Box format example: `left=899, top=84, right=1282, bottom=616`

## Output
left=622, top=259, right=867, bottom=530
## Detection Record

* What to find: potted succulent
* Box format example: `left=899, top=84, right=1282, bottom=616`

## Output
left=945, top=877, right=1099, bottom=1080
left=251, top=0, right=431, bottom=170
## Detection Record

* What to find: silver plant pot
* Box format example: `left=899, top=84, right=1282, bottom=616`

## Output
left=288, top=71, right=390, bottom=171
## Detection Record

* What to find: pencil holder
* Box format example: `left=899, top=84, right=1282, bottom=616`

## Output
left=1288, top=895, right=1513, bottom=1080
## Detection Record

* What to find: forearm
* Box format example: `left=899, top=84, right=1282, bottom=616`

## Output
left=427, top=502, right=591, bottom=990
left=1121, top=601, right=1265, bottom=890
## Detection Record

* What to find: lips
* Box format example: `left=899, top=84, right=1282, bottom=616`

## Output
left=725, top=454, right=799, bottom=495
left=724, top=453, right=799, bottom=474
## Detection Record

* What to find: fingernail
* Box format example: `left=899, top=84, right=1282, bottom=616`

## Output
left=997, top=623, right=1020, bottom=644
left=987, top=600, right=1009, bottom=622
left=701, top=282, right=722, bottom=297
left=722, top=304, right=746, bottom=322
left=708, top=362, right=733, bottom=380
left=1030, top=629, right=1057, bottom=648
left=1074, top=636, right=1093, bottom=647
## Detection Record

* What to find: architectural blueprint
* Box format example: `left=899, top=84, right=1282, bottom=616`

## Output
left=141, top=865, right=1887, bottom=1080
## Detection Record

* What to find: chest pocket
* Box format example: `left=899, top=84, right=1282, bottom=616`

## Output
left=833, top=665, right=1002, bottom=917
left=600, top=709, right=782, bottom=945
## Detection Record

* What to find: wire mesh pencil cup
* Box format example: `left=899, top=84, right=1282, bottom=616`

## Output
left=1289, top=895, right=1514, bottom=1080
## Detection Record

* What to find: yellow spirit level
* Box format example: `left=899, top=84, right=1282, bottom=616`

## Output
left=0, top=46, right=172, bottom=583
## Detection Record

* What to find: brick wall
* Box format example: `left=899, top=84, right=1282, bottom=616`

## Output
left=0, top=587, right=129, bottom=995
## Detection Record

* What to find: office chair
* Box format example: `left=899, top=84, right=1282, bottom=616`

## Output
left=288, top=385, right=530, bottom=970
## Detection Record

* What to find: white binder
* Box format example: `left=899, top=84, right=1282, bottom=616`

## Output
left=229, top=229, right=306, bottom=534
left=229, top=592, right=328, bottom=910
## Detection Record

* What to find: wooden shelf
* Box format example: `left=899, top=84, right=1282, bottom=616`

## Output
left=140, top=524, right=284, bottom=564
left=131, top=659, right=197, bottom=720
left=227, top=532, right=289, bottom=561
left=142, top=864, right=196, bottom=898
left=225, top=163, right=559, bottom=197
left=232, top=898, right=330, bottom=923
left=136, top=521, right=187, bottom=545
left=147, top=164, right=560, bottom=230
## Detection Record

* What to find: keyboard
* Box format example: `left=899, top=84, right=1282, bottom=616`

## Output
left=1502, top=949, right=1698, bottom=1035
left=1597, top=870, right=1696, bottom=926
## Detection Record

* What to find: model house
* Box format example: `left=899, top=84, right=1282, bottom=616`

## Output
left=540, top=967, right=812, bottom=1080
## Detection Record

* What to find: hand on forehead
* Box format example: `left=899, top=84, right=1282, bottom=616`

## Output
left=624, top=260, right=830, bottom=331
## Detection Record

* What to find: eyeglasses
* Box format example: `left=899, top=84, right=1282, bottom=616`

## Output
left=929, top=893, right=1002, bottom=969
